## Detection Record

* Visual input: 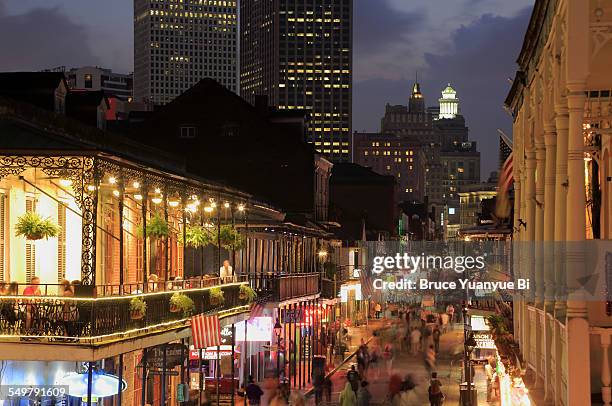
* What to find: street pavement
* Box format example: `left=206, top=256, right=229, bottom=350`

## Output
left=302, top=316, right=541, bottom=406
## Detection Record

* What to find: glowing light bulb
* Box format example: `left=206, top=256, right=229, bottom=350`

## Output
left=169, top=200, right=179, bottom=208
left=238, top=204, right=245, bottom=212
left=109, top=177, right=117, bottom=184
left=152, top=197, right=162, bottom=204
left=87, top=185, right=96, bottom=192
left=135, top=194, right=143, bottom=200
left=223, top=202, right=230, bottom=209
left=204, top=206, right=214, bottom=213
left=113, top=190, right=120, bottom=197
left=133, top=181, right=140, bottom=188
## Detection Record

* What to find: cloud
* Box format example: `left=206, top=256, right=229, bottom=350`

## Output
left=355, top=0, right=533, bottom=82
left=0, top=2, right=100, bottom=71
left=353, top=6, right=532, bottom=179
left=354, top=1, right=425, bottom=81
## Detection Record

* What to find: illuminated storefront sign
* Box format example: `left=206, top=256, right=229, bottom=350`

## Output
left=59, top=371, right=127, bottom=398
left=235, top=317, right=272, bottom=341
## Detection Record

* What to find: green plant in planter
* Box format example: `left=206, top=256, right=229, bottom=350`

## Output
left=15, top=212, right=61, bottom=240
left=216, top=225, right=244, bottom=250
left=239, top=285, right=257, bottom=303
left=209, top=287, right=225, bottom=305
left=183, top=225, right=215, bottom=248
left=137, top=213, right=170, bottom=274
left=170, top=292, right=194, bottom=317
left=129, top=297, right=147, bottom=320
left=139, top=213, right=170, bottom=239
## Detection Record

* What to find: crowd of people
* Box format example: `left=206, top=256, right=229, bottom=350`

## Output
left=325, top=301, right=462, bottom=406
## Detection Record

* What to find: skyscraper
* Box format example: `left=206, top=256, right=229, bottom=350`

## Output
left=240, top=0, right=352, bottom=162
left=134, top=0, right=238, bottom=106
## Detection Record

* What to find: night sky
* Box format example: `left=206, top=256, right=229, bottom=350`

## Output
left=0, top=0, right=533, bottom=178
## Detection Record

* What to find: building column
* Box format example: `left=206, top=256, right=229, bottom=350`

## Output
left=543, top=124, right=557, bottom=402
left=565, top=89, right=590, bottom=405
left=534, top=135, right=546, bottom=388
left=513, top=172, right=523, bottom=345
left=553, top=101, right=569, bottom=406
left=524, top=150, right=536, bottom=368
left=598, top=331, right=612, bottom=406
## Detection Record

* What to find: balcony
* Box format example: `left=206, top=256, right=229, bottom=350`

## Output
left=0, top=278, right=249, bottom=346
left=250, top=272, right=320, bottom=302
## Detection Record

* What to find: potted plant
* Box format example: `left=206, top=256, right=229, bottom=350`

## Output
left=130, top=297, right=147, bottom=320
left=239, top=285, right=257, bottom=303
left=216, top=225, right=245, bottom=250
left=209, top=287, right=225, bottom=306
left=15, top=212, right=61, bottom=240
left=138, top=213, right=170, bottom=275
left=183, top=225, right=214, bottom=248
left=170, top=292, right=194, bottom=317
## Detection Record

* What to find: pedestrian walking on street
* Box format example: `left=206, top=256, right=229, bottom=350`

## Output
left=383, top=343, right=394, bottom=375
left=428, top=372, right=445, bottom=406
left=323, top=375, right=333, bottom=404
left=393, top=376, right=418, bottom=406
left=375, top=302, right=382, bottom=319
left=440, top=312, right=449, bottom=333
left=245, top=376, right=264, bottom=405
left=432, top=326, right=441, bottom=354
left=357, top=381, right=372, bottom=406
left=446, top=304, right=455, bottom=327
left=410, top=327, right=421, bottom=356
left=369, top=346, right=380, bottom=379
left=347, top=364, right=361, bottom=393
left=339, top=382, right=357, bottom=406
left=424, top=345, right=436, bottom=374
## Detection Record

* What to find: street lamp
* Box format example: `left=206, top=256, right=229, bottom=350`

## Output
left=463, top=332, right=478, bottom=406
left=274, top=319, right=282, bottom=379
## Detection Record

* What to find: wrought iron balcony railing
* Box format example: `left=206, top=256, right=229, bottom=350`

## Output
left=249, top=273, right=320, bottom=302
left=0, top=281, right=249, bottom=345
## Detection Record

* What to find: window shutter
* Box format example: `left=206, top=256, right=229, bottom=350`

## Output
left=57, top=204, right=67, bottom=282
left=0, top=193, right=6, bottom=282
left=25, top=198, right=36, bottom=282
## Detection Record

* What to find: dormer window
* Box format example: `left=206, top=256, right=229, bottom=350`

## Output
left=179, top=126, right=196, bottom=139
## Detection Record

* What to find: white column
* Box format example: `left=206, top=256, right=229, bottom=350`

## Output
left=553, top=102, right=568, bottom=406
left=524, top=150, right=536, bottom=367
left=565, top=88, right=590, bottom=405
left=600, top=331, right=612, bottom=406
left=543, top=125, right=556, bottom=401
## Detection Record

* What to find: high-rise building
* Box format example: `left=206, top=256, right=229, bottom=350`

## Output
left=240, top=0, right=352, bottom=162
left=353, top=82, right=480, bottom=234
left=133, top=0, right=238, bottom=106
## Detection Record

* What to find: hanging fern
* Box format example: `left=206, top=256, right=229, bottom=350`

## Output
left=137, top=213, right=170, bottom=239
left=15, top=212, right=61, bottom=240
left=182, top=225, right=215, bottom=248
left=217, top=225, right=245, bottom=250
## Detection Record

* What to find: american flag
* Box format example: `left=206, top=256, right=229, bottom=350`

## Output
left=191, top=314, right=220, bottom=349
left=359, top=268, right=373, bottom=299
left=249, top=295, right=268, bottom=320
left=495, top=151, right=514, bottom=219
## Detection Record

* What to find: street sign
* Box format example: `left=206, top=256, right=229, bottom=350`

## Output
left=148, top=370, right=180, bottom=376
left=142, top=343, right=187, bottom=369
